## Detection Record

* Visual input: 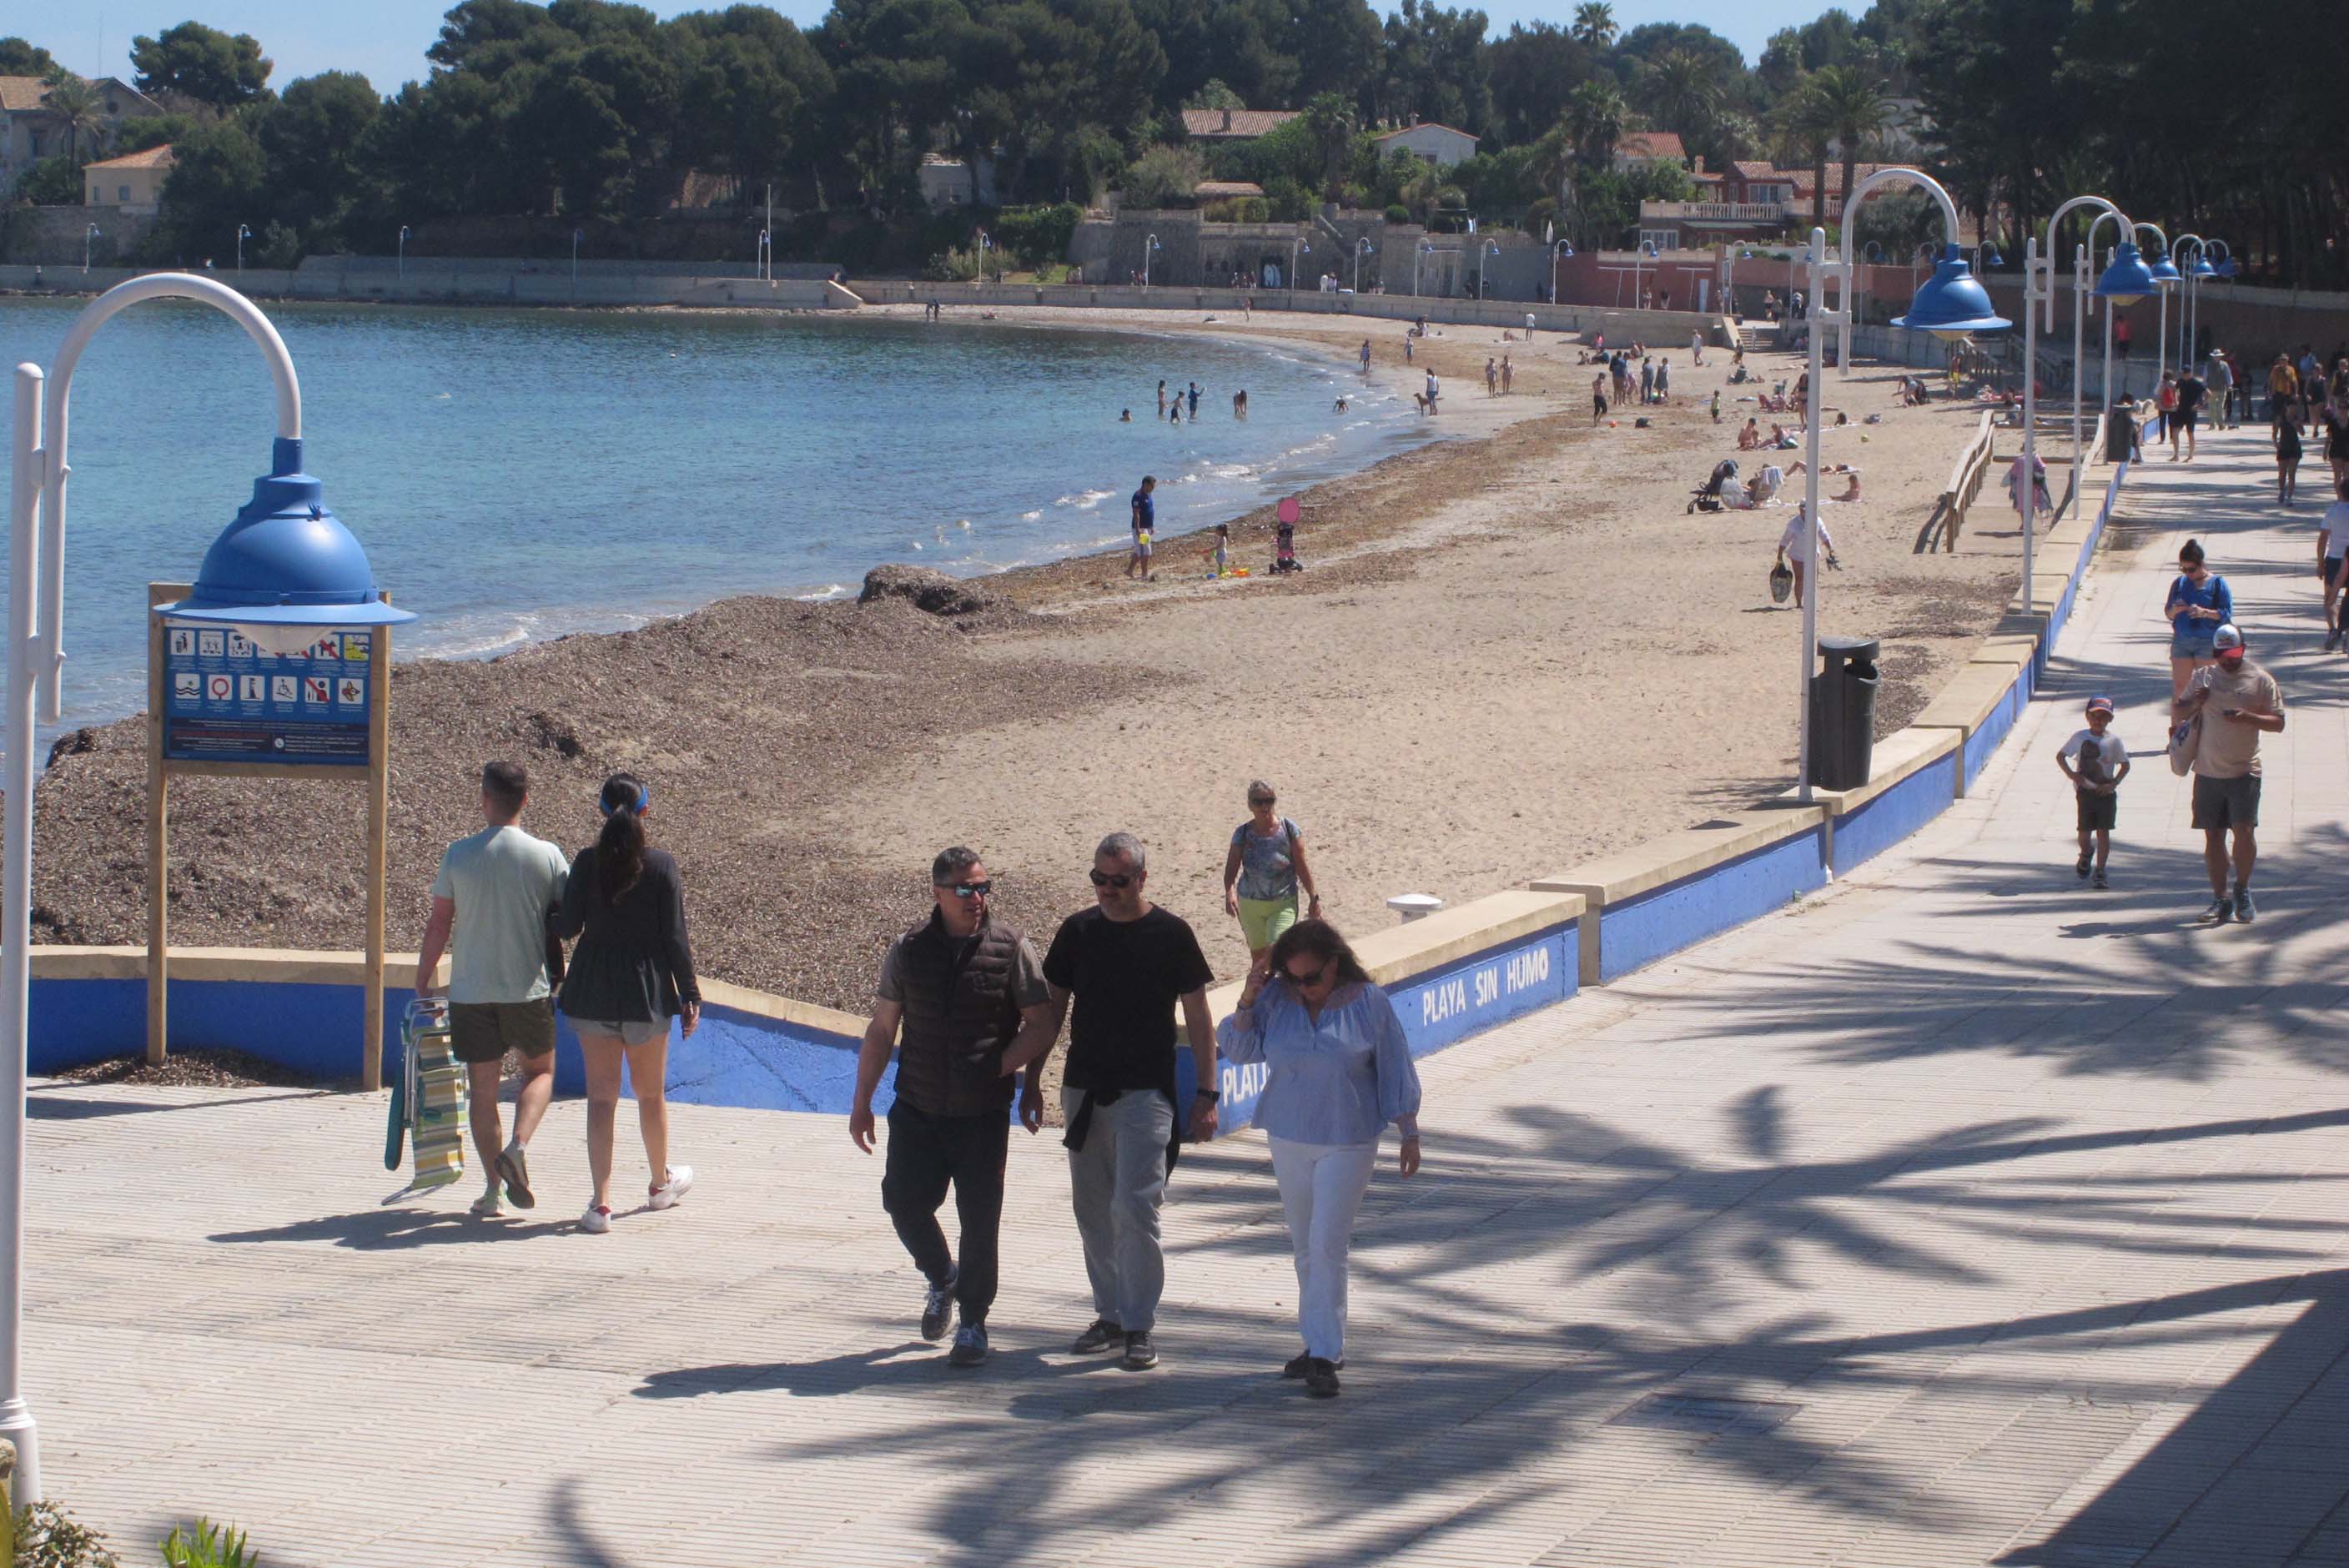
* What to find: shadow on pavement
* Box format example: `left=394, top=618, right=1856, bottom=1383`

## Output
left=207, top=1205, right=572, bottom=1249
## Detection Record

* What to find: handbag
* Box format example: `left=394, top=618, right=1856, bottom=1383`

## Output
left=1768, top=562, right=1793, bottom=604
left=2166, top=713, right=2201, bottom=777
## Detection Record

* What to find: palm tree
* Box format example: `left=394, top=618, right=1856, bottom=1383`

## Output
left=1773, top=79, right=1837, bottom=230
left=39, top=74, right=106, bottom=167
left=1571, top=3, right=1617, bottom=53
left=1565, top=77, right=1630, bottom=169
left=1641, top=47, right=1719, bottom=147
left=1809, top=65, right=1888, bottom=237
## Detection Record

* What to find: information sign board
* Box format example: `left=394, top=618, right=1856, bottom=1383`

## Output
left=160, top=620, right=374, bottom=765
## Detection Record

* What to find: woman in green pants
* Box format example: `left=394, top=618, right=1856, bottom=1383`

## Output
left=1222, top=780, right=1321, bottom=962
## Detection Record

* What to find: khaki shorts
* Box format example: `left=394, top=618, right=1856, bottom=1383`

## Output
left=448, top=998, right=557, bottom=1065
left=565, top=1015, right=670, bottom=1048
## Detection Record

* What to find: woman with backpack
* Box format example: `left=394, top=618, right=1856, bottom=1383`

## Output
left=1222, top=780, right=1321, bottom=962
left=2163, top=540, right=2233, bottom=701
left=553, top=771, right=702, bottom=1234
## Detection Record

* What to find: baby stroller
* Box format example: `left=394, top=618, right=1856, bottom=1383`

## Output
left=1688, top=459, right=1738, bottom=515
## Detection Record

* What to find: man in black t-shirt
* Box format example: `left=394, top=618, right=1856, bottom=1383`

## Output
left=1041, top=832, right=1217, bottom=1372
left=2170, top=369, right=2206, bottom=462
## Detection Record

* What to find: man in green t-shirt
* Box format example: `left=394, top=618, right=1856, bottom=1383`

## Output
left=415, top=761, right=571, bottom=1216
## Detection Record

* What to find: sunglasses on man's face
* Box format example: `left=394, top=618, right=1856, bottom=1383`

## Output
left=938, top=880, right=993, bottom=899
left=1089, top=870, right=1135, bottom=888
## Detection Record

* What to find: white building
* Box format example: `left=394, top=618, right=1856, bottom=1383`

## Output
left=1372, top=122, right=1479, bottom=169
left=918, top=153, right=997, bottom=210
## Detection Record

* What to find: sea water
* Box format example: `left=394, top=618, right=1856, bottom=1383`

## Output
left=0, top=299, right=1434, bottom=733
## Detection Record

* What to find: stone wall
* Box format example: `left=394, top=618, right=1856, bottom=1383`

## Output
left=1, top=204, right=158, bottom=268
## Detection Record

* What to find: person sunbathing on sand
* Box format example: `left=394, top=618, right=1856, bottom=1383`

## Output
left=1738, top=418, right=1761, bottom=450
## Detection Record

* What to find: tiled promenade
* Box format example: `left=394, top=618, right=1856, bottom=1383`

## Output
left=28, top=427, right=2349, bottom=1565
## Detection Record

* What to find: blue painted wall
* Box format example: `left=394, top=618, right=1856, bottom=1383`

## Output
left=1962, top=669, right=2025, bottom=793
left=1597, top=829, right=1828, bottom=983
left=1830, top=761, right=1954, bottom=873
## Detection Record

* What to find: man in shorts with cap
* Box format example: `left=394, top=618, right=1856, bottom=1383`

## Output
left=2055, top=696, right=2130, bottom=888
left=415, top=761, right=572, bottom=1214
left=2174, top=625, right=2286, bottom=922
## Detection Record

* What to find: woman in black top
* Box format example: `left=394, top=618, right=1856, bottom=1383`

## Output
left=553, top=772, right=702, bottom=1234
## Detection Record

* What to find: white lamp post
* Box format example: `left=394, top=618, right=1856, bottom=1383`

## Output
left=975, top=229, right=995, bottom=284
left=81, top=224, right=99, bottom=274
left=756, top=228, right=771, bottom=282
left=235, top=224, right=252, bottom=274
left=1478, top=239, right=1500, bottom=300
left=2170, top=233, right=2215, bottom=369
left=571, top=226, right=583, bottom=288
left=1798, top=173, right=2006, bottom=802
left=1143, top=233, right=1159, bottom=287
left=2136, top=222, right=2179, bottom=388
left=2036, top=197, right=2125, bottom=518
left=4, top=273, right=417, bottom=1506
left=397, top=224, right=410, bottom=279
left=1552, top=239, right=1573, bottom=305
left=1353, top=236, right=1374, bottom=294
left=1630, top=239, right=1657, bottom=307
left=1289, top=235, right=1310, bottom=294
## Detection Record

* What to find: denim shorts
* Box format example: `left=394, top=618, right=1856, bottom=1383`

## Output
left=2170, top=629, right=2215, bottom=661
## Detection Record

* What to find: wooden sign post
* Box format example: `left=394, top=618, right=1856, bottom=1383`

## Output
left=146, top=582, right=395, bottom=1088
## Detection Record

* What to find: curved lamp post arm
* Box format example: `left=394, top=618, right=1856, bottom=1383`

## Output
left=36, top=274, right=303, bottom=723
left=1835, top=167, right=1966, bottom=375
left=2036, top=194, right=2122, bottom=331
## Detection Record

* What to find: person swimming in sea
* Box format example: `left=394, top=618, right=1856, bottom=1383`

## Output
left=1120, top=409, right=1132, bottom=422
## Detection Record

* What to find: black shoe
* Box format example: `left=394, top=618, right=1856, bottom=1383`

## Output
left=1070, top=1318, right=1124, bottom=1354
left=2201, top=895, right=2234, bottom=923
left=1122, top=1330, right=1159, bottom=1370
left=1283, top=1352, right=1345, bottom=1379
left=1304, top=1358, right=1341, bottom=1398
left=495, top=1143, right=535, bottom=1210
left=2234, top=885, right=2257, bottom=922
left=2075, top=852, right=2092, bottom=879
left=2326, top=629, right=2341, bottom=651
left=921, top=1269, right=958, bottom=1342
left=948, top=1321, right=989, bottom=1368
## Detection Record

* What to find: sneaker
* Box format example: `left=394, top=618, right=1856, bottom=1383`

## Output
left=921, top=1270, right=958, bottom=1342
left=948, top=1321, right=990, bottom=1368
left=1069, top=1318, right=1124, bottom=1354
left=2201, top=895, right=2234, bottom=922
left=579, top=1203, right=611, bottom=1234
left=1282, top=1352, right=1345, bottom=1379
left=2091, top=868, right=2109, bottom=890
left=648, top=1165, right=695, bottom=1210
left=2327, top=630, right=2341, bottom=652
left=1122, top=1330, right=1159, bottom=1370
left=1303, top=1357, right=1342, bottom=1399
left=2234, top=885, right=2257, bottom=923
left=2075, top=852, right=2093, bottom=879
left=495, top=1143, right=535, bottom=1210
left=470, top=1189, right=504, bottom=1219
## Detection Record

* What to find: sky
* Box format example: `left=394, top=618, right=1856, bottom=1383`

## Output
left=18, top=0, right=1823, bottom=94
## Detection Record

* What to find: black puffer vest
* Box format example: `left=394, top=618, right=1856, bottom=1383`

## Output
left=892, top=910, right=1024, bottom=1117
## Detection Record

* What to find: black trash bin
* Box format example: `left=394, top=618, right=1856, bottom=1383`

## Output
left=2103, top=404, right=2138, bottom=465
left=1808, top=636, right=1880, bottom=790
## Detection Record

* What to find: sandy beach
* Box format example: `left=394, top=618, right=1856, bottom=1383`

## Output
left=28, top=304, right=2039, bottom=1014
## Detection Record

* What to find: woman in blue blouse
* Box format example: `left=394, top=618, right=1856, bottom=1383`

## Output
left=2163, top=539, right=2232, bottom=700
left=1218, top=919, right=1421, bottom=1399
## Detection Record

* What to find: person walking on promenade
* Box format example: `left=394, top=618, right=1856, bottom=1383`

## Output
left=2204, top=350, right=2236, bottom=430
left=2056, top=696, right=2130, bottom=889
left=2115, top=312, right=2131, bottom=361
left=2155, top=371, right=2177, bottom=446
left=552, top=773, right=702, bottom=1234
left=850, top=848, right=1056, bottom=1368
left=2323, top=396, right=2349, bottom=495
left=1129, top=475, right=1156, bottom=581
left=2321, top=480, right=2349, bottom=650
left=1223, top=781, right=1321, bottom=963
left=2175, top=625, right=2285, bottom=923
left=2301, top=349, right=2324, bottom=432
left=2269, top=355, right=2299, bottom=427
left=2276, top=408, right=2305, bottom=505
left=1217, top=920, right=1421, bottom=1400
left=415, top=761, right=571, bottom=1219
left=2170, top=364, right=2206, bottom=460
left=1042, top=833, right=1218, bottom=1371
left=2163, top=540, right=2231, bottom=699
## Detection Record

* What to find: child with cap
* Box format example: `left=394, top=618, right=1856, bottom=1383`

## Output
left=2056, top=696, right=2130, bottom=887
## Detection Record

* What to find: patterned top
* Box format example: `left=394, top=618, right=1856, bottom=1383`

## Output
left=1231, top=817, right=1301, bottom=902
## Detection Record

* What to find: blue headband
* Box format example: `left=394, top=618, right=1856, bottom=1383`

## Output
left=605, top=784, right=649, bottom=817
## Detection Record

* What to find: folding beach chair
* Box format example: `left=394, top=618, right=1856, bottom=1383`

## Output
left=385, top=998, right=468, bottom=1190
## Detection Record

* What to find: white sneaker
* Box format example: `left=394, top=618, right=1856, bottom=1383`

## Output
left=470, top=1189, right=503, bottom=1219
left=579, top=1203, right=612, bottom=1234
left=649, top=1164, right=695, bottom=1211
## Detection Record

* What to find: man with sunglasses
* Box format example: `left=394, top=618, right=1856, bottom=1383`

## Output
left=1036, top=832, right=1217, bottom=1370
left=851, top=849, right=1056, bottom=1367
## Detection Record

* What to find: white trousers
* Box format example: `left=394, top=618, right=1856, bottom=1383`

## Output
left=1269, top=1137, right=1377, bottom=1361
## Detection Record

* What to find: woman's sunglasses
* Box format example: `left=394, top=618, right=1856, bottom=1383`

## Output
left=1285, top=962, right=1331, bottom=988
left=1249, top=797, right=1275, bottom=807
left=1088, top=870, right=1135, bottom=888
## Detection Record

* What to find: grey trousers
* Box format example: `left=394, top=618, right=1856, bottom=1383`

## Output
left=1063, top=1088, right=1174, bottom=1333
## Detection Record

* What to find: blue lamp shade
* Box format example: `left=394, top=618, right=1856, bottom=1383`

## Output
left=1892, top=244, right=2014, bottom=339
left=2187, top=254, right=2217, bottom=279
left=2148, top=252, right=2183, bottom=286
left=2093, top=242, right=2156, bottom=304
left=2216, top=257, right=2240, bottom=278
left=156, top=437, right=416, bottom=641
